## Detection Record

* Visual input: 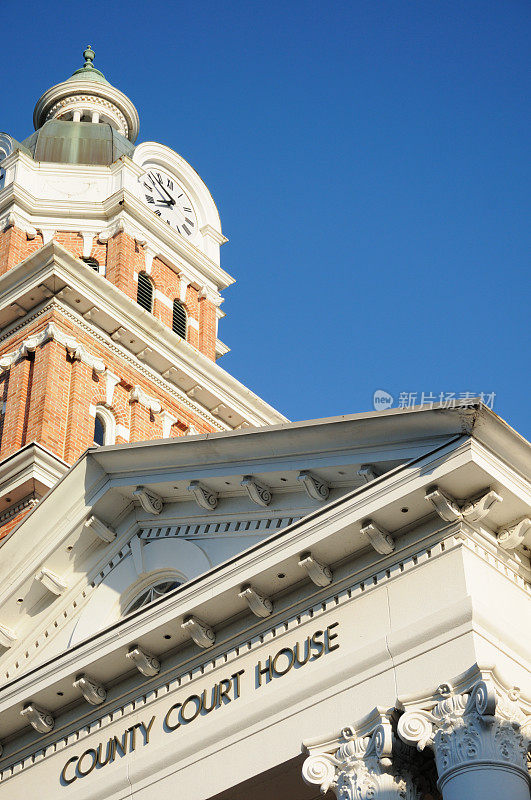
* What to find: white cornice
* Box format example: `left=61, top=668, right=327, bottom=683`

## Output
left=0, top=241, right=287, bottom=427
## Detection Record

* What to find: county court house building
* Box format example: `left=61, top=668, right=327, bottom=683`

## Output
left=0, top=50, right=529, bottom=800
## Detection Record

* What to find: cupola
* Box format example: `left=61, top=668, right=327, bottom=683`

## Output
left=32, top=46, right=139, bottom=143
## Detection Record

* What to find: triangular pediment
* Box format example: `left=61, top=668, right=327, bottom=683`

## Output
left=0, top=403, right=528, bottom=694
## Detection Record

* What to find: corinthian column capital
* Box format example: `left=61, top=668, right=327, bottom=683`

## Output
left=302, top=710, right=423, bottom=800
left=397, top=673, right=531, bottom=798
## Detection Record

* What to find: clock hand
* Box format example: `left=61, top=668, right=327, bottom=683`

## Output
left=149, top=172, right=175, bottom=205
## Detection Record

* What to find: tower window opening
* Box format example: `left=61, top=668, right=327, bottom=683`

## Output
left=137, top=272, right=153, bottom=313
left=82, top=256, right=100, bottom=271
left=93, top=414, right=105, bottom=446
left=172, top=300, right=187, bottom=339
left=93, top=406, right=116, bottom=446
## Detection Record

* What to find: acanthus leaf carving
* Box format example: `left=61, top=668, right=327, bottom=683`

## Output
left=187, top=480, right=217, bottom=510
left=20, top=703, right=55, bottom=733
left=297, top=470, right=330, bottom=502
left=360, top=519, right=395, bottom=555
left=181, top=615, right=216, bottom=648
left=133, top=486, right=164, bottom=515
left=425, top=485, right=502, bottom=523
left=238, top=584, right=273, bottom=618
left=73, top=673, right=107, bottom=705
left=303, top=711, right=423, bottom=799
left=298, top=551, right=333, bottom=587
left=497, top=517, right=531, bottom=550
left=397, top=678, right=531, bottom=789
left=126, top=645, right=160, bottom=677
left=240, top=475, right=272, bottom=507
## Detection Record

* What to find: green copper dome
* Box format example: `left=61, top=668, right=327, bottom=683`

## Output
left=21, top=120, right=135, bottom=165
left=66, top=46, right=111, bottom=85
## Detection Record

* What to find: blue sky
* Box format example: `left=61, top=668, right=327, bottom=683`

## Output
left=2, top=1, right=530, bottom=436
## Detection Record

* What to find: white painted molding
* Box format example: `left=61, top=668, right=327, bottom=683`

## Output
left=161, top=410, right=178, bottom=438
left=0, top=322, right=106, bottom=375
left=20, top=703, right=54, bottom=733
left=198, top=284, right=223, bottom=306
left=200, top=223, right=228, bottom=246
left=359, top=519, right=395, bottom=555
left=84, top=515, right=116, bottom=543
left=298, top=470, right=330, bottom=502
left=298, top=552, right=333, bottom=587
left=181, top=615, right=216, bottom=648
left=424, top=485, right=462, bottom=521
left=238, top=584, right=273, bottom=618
left=144, top=245, right=155, bottom=274
left=0, top=623, right=17, bottom=649
left=240, top=475, right=272, bottom=507
left=39, top=227, right=55, bottom=245
left=133, top=486, right=164, bottom=515
left=80, top=231, right=94, bottom=258
left=34, top=567, right=67, bottom=596
left=130, top=535, right=145, bottom=577
left=187, top=480, right=218, bottom=510
left=179, top=276, right=189, bottom=302
left=426, top=484, right=503, bottom=523
left=357, top=464, right=379, bottom=483
left=104, top=369, right=120, bottom=408
left=129, top=385, right=162, bottom=414
left=73, top=673, right=107, bottom=705
left=497, top=517, right=531, bottom=550
left=126, top=645, right=161, bottom=677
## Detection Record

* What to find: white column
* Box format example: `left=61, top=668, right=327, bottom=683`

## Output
left=398, top=680, right=531, bottom=800
left=302, top=711, right=423, bottom=800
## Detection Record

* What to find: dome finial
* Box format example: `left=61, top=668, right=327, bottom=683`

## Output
left=83, top=45, right=95, bottom=66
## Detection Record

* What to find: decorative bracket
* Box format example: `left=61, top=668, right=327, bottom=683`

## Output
left=133, top=486, right=164, bottom=515
left=425, top=485, right=502, bottom=523
left=357, top=464, right=379, bottom=483
left=0, top=623, right=17, bottom=649
left=73, top=673, right=107, bottom=705
left=497, top=517, right=531, bottom=550
left=187, top=480, right=218, bottom=510
left=241, top=475, right=272, bottom=507
left=20, top=703, right=55, bottom=733
left=181, top=615, right=216, bottom=648
left=84, top=515, right=116, bottom=543
left=298, top=552, right=333, bottom=587
left=130, top=385, right=162, bottom=414
left=297, top=470, right=330, bottom=502
left=238, top=584, right=273, bottom=617
left=425, top=486, right=462, bottom=521
left=35, top=567, right=67, bottom=596
left=360, top=519, right=395, bottom=555
left=126, top=645, right=161, bottom=677
left=461, top=488, right=503, bottom=521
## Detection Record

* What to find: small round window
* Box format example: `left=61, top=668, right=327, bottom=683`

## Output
left=126, top=580, right=181, bottom=613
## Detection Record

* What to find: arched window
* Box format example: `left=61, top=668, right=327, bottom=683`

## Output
left=126, top=579, right=182, bottom=614
left=172, top=299, right=187, bottom=339
left=137, top=272, right=153, bottom=312
left=93, top=406, right=116, bottom=446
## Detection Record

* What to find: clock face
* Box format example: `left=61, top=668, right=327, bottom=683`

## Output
left=139, top=168, right=197, bottom=238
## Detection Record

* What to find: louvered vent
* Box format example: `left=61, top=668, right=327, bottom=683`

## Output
left=137, top=272, right=153, bottom=312
left=172, top=300, right=187, bottom=339
left=82, top=257, right=99, bottom=271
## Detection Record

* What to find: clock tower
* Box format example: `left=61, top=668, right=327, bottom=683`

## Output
left=0, top=48, right=286, bottom=540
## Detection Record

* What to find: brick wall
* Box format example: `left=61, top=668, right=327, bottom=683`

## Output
left=0, top=227, right=218, bottom=361
left=0, top=308, right=217, bottom=465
